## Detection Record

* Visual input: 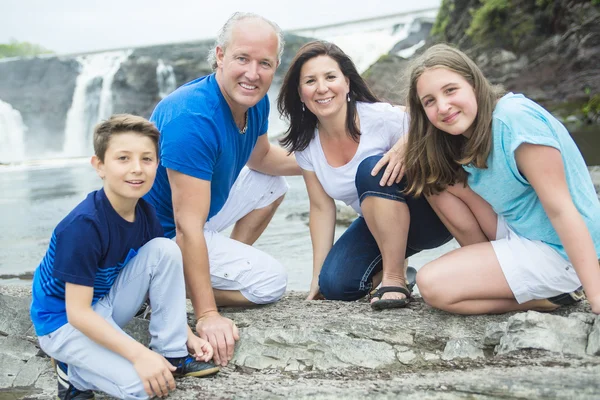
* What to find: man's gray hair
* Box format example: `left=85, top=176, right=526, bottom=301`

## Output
left=207, top=12, right=285, bottom=71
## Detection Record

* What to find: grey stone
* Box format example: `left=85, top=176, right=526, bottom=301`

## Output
left=335, top=204, right=358, bottom=227
left=483, top=321, right=507, bottom=347
left=586, top=315, right=600, bottom=356
left=569, top=312, right=596, bottom=325
left=1, top=290, right=600, bottom=398
left=122, top=317, right=150, bottom=347
left=0, top=353, right=20, bottom=388
left=0, top=336, right=39, bottom=361
left=12, top=356, right=49, bottom=387
left=232, top=327, right=397, bottom=370
left=0, top=294, right=33, bottom=336
left=422, top=352, right=440, bottom=361
left=497, top=311, right=592, bottom=357
left=394, top=345, right=417, bottom=364
left=442, top=338, right=484, bottom=361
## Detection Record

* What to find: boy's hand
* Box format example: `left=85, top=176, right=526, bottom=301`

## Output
left=187, top=331, right=214, bottom=362
left=133, top=348, right=176, bottom=398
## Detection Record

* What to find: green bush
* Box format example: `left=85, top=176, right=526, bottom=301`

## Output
left=0, top=39, right=52, bottom=59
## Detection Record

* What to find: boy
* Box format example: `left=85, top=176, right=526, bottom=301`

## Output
left=30, top=114, right=219, bottom=400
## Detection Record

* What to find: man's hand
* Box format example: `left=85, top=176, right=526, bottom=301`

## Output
left=371, top=146, right=405, bottom=186
left=196, top=312, right=240, bottom=366
left=306, top=278, right=324, bottom=300
left=187, top=330, right=214, bottom=362
left=132, top=348, right=176, bottom=398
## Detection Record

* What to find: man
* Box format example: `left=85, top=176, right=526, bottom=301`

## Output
left=144, top=13, right=300, bottom=368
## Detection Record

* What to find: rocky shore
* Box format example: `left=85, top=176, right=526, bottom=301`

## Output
left=1, top=284, right=600, bottom=399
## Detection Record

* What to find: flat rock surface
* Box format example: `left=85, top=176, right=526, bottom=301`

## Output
left=1, top=287, right=599, bottom=399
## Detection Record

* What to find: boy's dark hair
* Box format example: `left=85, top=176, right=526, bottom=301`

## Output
left=93, top=114, right=160, bottom=162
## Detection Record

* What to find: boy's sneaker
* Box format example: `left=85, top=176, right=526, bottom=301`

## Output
left=134, top=300, right=152, bottom=320
left=166, top=355, right=220, bottom=377
left=51, top=358, right=95, bottom=400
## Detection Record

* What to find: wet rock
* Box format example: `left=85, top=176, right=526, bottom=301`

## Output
left=586, top=316, right=600, bottom=356
left=483, top=321, right=507, bottom=347
left=1, top=289, right=600, bottom=399
left=233, top=327, right=397, bottom=370
left=497, top=311, right=592, bottom=357
left=394, top=345, right=417, bottom=364
left=335, top=204, right=358, bottom=227
left=286, top=203, right=358, bottom=227
left=0, top=294, right=33, bottom=336
left=441, top=338, right=484, bottom=361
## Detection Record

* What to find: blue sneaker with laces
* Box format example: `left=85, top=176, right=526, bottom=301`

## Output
left=165, top=355, right=220, bottom=378
left=51, top=358, right=95, bottom=400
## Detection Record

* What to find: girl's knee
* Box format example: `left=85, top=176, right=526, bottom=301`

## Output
left=416, top=265, right=445, bottom=307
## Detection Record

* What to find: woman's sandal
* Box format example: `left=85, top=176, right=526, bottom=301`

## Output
left=369, top=286, right=412, bottom=310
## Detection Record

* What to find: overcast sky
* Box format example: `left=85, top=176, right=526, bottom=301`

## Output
left=1, top=0, right=441, bottom=55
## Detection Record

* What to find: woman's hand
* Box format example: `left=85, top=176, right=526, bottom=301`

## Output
left=371, top=146, right=405, bottom=186
left=306, top=278, right=324, bottom=300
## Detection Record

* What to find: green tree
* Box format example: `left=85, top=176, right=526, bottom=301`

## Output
left=0, top=39, right=53, bottom=59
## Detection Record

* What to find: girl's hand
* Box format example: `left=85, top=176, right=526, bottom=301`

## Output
left=187, top=331, right=215, bottom=362
left=588, top=294, right=600, bottom=315
left=371, top=146, right=405, bottom=186
left=306, top=279, right=324, bottom=300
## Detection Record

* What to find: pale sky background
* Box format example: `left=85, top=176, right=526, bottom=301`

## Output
left=0, top=0, right=441, bottom=55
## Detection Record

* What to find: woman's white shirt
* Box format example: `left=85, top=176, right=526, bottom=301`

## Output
left=295, top=101, right=409, bottom=215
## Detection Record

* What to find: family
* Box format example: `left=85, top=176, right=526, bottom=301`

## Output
left=29, top=12, right=600, bottom=400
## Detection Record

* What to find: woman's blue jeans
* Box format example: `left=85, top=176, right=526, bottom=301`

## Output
left=318, top=155, right=452, bottom=301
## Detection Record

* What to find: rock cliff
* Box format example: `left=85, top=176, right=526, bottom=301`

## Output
left=1, top=286, right=599, bottom=399
left=365, top=0, right=600, bottom=125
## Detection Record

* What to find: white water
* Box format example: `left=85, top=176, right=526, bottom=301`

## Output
left=293, top=8, right=438, bottom=73
left=0, top=99, right=27, bottom=164
left=63, top=50, right=132, bottom=157
left=157, top=59, right=177, bottom=98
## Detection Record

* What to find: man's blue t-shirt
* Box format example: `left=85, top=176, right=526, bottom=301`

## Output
left=30, top=189, right=164, bottom=336
left=144, top=73, right=269, bottom=238
left=465, top=93, right=600, bottom=260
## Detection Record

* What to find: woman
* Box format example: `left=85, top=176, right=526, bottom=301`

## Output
left=277, top=41, right=458, bottom=309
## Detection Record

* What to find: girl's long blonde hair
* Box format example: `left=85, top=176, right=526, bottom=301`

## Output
left=403, top=44, right=505, bottom=197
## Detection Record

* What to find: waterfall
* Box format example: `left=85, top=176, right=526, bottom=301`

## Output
left=63, top=50, right=132, bottom=158
left=0, top=99, right=27, bottom=164
left=156, top=59, right=177, bottom=98
left=292, top=8, right=438, bottom=73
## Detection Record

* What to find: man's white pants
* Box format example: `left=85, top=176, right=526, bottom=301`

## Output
left=186, top=167, right=289, bottom=304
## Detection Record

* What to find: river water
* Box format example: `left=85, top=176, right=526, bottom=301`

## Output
left=1, top=123, right=597, bottom=291
left=0, top=159, right=459, bottom=291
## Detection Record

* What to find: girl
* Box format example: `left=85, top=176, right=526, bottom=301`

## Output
left=277, top=41, right=459, bottom=310
left=404, top=44, right=600, bottom=314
